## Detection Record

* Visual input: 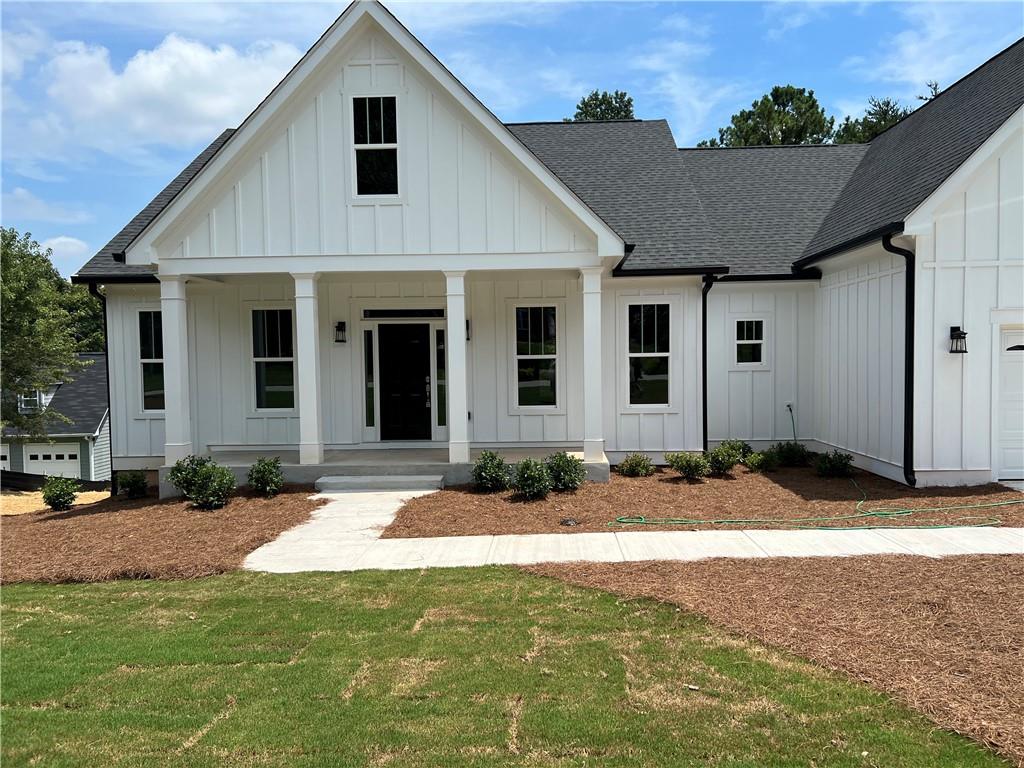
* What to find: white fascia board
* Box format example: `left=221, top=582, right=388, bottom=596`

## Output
left=903, top=104, right=1023, bottom=235
left=127, top=0, right=623, bottom=265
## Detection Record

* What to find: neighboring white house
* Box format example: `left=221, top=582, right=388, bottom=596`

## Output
left=72, top=1, right=1023, bottom=492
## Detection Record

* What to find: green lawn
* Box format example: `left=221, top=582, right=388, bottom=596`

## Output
left=1, top=568, right=1005, bottom=768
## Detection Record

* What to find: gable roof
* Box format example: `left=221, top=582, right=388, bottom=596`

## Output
left=3, top=353, right=109, bottom=438
left=801, top=37, right=1024, bottom=264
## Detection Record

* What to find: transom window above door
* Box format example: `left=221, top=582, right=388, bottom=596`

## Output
left=353, top=96, right=398, bottom=196
left=515, top=306, right=558, bottom=408
left=627, top=303, right=670, bottom=406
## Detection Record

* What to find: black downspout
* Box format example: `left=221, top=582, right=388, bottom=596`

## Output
left=89, top=283, right=118, bottom=496
left=701, top=274, right=718, bottom=453
left=882, top=234, right=917, bottom=487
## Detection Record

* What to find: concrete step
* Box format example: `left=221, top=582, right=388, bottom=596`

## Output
left=315, top=475, right=445, bottom=492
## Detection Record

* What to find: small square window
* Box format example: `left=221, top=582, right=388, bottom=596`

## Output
left=42, top=454, right=52, bottom=461
left=29, top=454, right=39, bottom=461
left=69, top=453, right=78, bottom=460
left=55, top=454, right=65, bottom=460
left=735, top=320, right=765, bottom=365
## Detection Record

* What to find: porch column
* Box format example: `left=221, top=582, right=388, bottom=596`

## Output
left=580, top=267, right=604, bottom=461
left=159, top=275, right=193, bottom=463
left=293, top=273, right=324, bottom=464
left=445, top=271, right=470, bottom=464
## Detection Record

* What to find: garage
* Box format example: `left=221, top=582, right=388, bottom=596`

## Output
left=24, top=443, right=81, bottom=479
left=997, top=330, right=1024, bottom=481
left=0, top=444, right=9, bottom=472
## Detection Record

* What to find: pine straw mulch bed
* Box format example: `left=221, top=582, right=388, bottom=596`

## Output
left=1, top=486, right=324, bottom=584
left=382, top=466, right=1024, bottom=538
left=525, top=555, right=1024, bottom=765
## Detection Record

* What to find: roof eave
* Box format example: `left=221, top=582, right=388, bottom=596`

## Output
left=794, top=222, right=904, bottom=270
left=611, top=264, right=731, bottom=278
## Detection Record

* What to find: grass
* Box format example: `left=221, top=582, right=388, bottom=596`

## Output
left=1, top=568, right=1006, bottom=768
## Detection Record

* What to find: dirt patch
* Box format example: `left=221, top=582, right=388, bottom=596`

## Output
left=525, top=555, right=1024, bottom=764
left=1, top=486, right=324, bottom=583
left=1, top=490, right=111, bottom=516
left=383, top=466, right=1024, bottom=538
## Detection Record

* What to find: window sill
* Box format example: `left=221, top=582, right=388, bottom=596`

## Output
left=509, top=405, right=565, bottom=417
left=621, top=404, right=678, bottom=415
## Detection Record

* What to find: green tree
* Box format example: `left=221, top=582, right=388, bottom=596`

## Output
left=568, top=89, right=634, bottom=121
left=697, top=85, right=834, bottom=147
left=62, top=283, right=105, bottom=352
left=1, top=227, right=90, bottom=435
left=917, top=80, right=941, bottom=102
left=834, top=96, right=913, bottom=143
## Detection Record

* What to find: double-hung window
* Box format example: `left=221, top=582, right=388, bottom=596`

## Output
left=627, top=303, right=670, bottom=406
left=515, top=306, right=557, bottom=408
left=252, top=309, right=294, bottom=410
left=17, top=391, right=41, bottom=414
left=139, top=311, right=165, bottom=411
left=735, top=320, right=765, bottom=365
left=353, top=96, right=398, bottom=196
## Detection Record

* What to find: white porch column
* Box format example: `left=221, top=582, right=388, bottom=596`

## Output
left=159, top=275, right=193, bottom=463
left=580, top=267, right=605, bottom=461
left=445, top=271, right=470, bottom=464
left=293, top=273, right=324, bottom=465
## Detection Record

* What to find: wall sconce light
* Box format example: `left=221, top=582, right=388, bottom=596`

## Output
left=949, top=326, right=967, bottom=354
left=466, top=319, right=472, bottom=342
left=334, top=321, right=347, bottom=344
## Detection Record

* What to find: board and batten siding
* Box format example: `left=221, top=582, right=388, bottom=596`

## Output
left=152, top=31, right=595, bottom=264
left=91, top=416, right=111, bottom=481
left=706, top=284, right=816, bottom=445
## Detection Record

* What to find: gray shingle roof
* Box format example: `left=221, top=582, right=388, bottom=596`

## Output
left=678, top=144, right=868, bottom=275
left=507, top=120, right=725, bottom=273
left=803, top=38, right=1024, bottom=262
left=3, top=353, right=108, bottom=437
left=72, top=130, right=235, bottom=283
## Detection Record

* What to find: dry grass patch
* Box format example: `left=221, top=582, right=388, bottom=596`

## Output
left=1, top=489, right=110, bottom=515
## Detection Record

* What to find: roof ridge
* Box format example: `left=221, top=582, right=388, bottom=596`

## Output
left=679, top=143, right=868, bottom=151
left=504, top=118, right=646, bottom=126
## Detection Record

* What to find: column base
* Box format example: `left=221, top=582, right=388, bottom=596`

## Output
left=448, top=440, right=470, bottom=464
left=583, top=439, right=605, bottom=463
left=299, top=442, right=325, bottom=465
left=164, top=442, right=194, bottom=465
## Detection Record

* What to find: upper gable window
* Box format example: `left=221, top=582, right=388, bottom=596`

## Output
left=353, top=96, right=398, bottom=196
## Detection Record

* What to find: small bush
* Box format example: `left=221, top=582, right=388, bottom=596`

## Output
left=118, top=470, right=148, bottom=498
left=41, top=475, right=79, bottom=511
left=771, top=441, right=811, bottom=467
left=706, top=444, right=740, bottom=476
left=472, top=450, right=512, bottom=492
left=513, top=458, right=552, bottom=500
left=248, top=456, right=284, bottom=497
left=167, top=455, right=214, bottom=499
left=718, top=439, right=753, bottom=460
left=546, top=452, right=586, bottom=491
left=617, top=453, right=655, bottom=477
left=815, top=449, right=854, bottom=478
left=744, top=450, right=779, bottom=473
left=188, top=463, right=237, bottom=510
left=665, top=452, right=710, bottom=481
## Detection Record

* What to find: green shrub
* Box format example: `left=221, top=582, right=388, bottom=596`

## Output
left=706, top=444, right=740, bottom=476
left=513, top=458, right=552, bottom=500
left=718, top=439, right=753, bottom=460
left=546, top=452, right=586, bottom=491
left=248, top=456, right=284, bottom=497
left=771, top=441, right=811, bottom=467
left=188, top=463, right=237, bottom=510
left=815, top=449, right=854, bottom=478
left=617, top=453, right=655, bottom=477
left=472, top=450, right=512, bottom=492
left=167, top=455, right=214, bottom=499
left=41, top=475, right=79, bottom=511
left=665, top=452, right=710, bottom=481
left=744, top=451, right=779, bottom=473
left=118, top=470, right=148, bottom=498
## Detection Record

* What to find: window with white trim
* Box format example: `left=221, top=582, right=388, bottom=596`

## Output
left=514, top=306, right=557, bottom=408
left=139, top=311, right=165, bottom=411
left=627, top=303, right=670, bottom=406
left=252, top=309, right=294, bottom=410
left=17, top=391, right=41, bottom=414
left=735, top=320, right=765, bottom=365
left=353, top=96, right=398, bottom=196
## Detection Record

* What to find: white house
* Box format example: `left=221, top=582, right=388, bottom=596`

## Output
left=72, top=2, right=1024, bottom=493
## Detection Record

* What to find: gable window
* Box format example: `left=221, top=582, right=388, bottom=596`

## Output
left=139, top=311, right=165, bottom=411
left=17, top=391, right=41, bottom=414
left=353, top=96, right=398, bottom=196
left=515, top=306, right=557, bottom=407
left=628, top=303, right=670, bottom=406
left=735, top=320, right=765, bottom=365
left=252, top=309, right=294, bottom=410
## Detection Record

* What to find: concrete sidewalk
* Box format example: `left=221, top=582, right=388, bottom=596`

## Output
left=243, top=490, right=1024, bottom=574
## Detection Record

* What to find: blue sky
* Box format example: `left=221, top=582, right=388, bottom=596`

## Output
left=2, top=0, right=1020, bottom=276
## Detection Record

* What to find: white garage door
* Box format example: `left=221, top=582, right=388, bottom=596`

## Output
left=997, top=330, right=1024, bottom=480
left=0, top=445, right=9, bottom=472
left=24, top=443, right=81, bottom=479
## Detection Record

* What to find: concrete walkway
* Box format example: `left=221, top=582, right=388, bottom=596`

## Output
left=244, top=490, right=1024, bottom=574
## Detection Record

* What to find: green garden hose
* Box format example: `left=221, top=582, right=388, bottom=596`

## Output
left=610, top=478, right=1024, bottom=530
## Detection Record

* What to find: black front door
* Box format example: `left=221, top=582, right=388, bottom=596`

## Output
left=379, top=323, right=432, bottom=440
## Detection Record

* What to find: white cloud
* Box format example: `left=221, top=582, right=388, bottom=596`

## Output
left=2, top=188, right=92, bottom=225
left=2, top=26, right=49, bottom=79
left=762, top=2, right=828, bottom=41
left=41, top=236, right=91, bottom=277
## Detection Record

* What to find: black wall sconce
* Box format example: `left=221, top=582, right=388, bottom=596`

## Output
left=466, top=319, right=472, bottom=342
left=949, top=326, right=967, bottom=354
left=334, top=321, right=347, bottom=344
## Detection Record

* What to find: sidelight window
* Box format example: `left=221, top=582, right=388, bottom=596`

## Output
left=252, top=309, right=294, bottom=410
